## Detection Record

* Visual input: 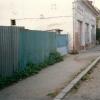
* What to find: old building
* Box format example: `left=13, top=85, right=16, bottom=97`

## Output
left=0, top=0, right=98, bottom=52
left=73, top=0, right=98, bottom=52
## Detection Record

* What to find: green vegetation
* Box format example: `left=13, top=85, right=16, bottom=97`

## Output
left=0, top=52, right=63, bottom=90
left=46, top=52, right=63, bottom=65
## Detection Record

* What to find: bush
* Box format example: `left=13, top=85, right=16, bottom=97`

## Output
left=39, top=62, right=48, bottom=68
left=0, top=51, right=63, bottom=90
left=0, top=76, right=17, bottom=89
left=46, top=52, right=63, bottom=65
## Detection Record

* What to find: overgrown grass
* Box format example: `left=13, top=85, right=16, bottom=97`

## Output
left=46, top=52, right=63, bottom=65
left=0, top=52, right=63, bottom=90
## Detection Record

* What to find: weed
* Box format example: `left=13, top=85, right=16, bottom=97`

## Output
left=0, top=51, right=63, bottom=90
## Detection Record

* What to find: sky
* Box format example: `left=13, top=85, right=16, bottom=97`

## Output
left=93, top=0, right=100, bottom=9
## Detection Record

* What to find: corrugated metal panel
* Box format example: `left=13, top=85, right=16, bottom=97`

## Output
left=0, top=27, right=57, bottom=77
left=19, top=30, right=56, bottom=68
left=0, top=26, right=22, bottom=76
left=0, top=26, right=69, bottom=77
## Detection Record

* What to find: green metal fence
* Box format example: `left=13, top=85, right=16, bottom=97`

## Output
left=0, top=26, right=56, bottom=77
left=0, top=26, right=22, bottom=76
left=19, top=29, right=56, bottom=69
left=0, top=26, right=69, bottom=77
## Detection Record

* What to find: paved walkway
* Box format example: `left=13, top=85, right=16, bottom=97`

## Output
left=0, top=46, right=100, bottom=100
left=63, top=60, right=100, bottom=100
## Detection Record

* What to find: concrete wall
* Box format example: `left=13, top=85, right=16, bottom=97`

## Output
left=0, top=0, right=73, bottom=27
left=15, top=0, right=74, bottom=35
left=0, top=0, right=24, bottom=25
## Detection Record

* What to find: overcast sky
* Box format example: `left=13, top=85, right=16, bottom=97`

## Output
left=93, top=0, right=100, bottom=9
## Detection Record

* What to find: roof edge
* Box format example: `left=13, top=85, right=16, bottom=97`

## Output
left=82, top=0, right=99, bottom=15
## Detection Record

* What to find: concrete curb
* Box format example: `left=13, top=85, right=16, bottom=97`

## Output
left=54, top=56, right=100, bottom=100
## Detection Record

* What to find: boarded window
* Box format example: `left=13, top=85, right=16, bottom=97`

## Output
left=11, top=19, right=16, bottom=25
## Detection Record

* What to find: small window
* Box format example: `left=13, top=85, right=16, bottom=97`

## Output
left=11, top=19, right=16, bottom=25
